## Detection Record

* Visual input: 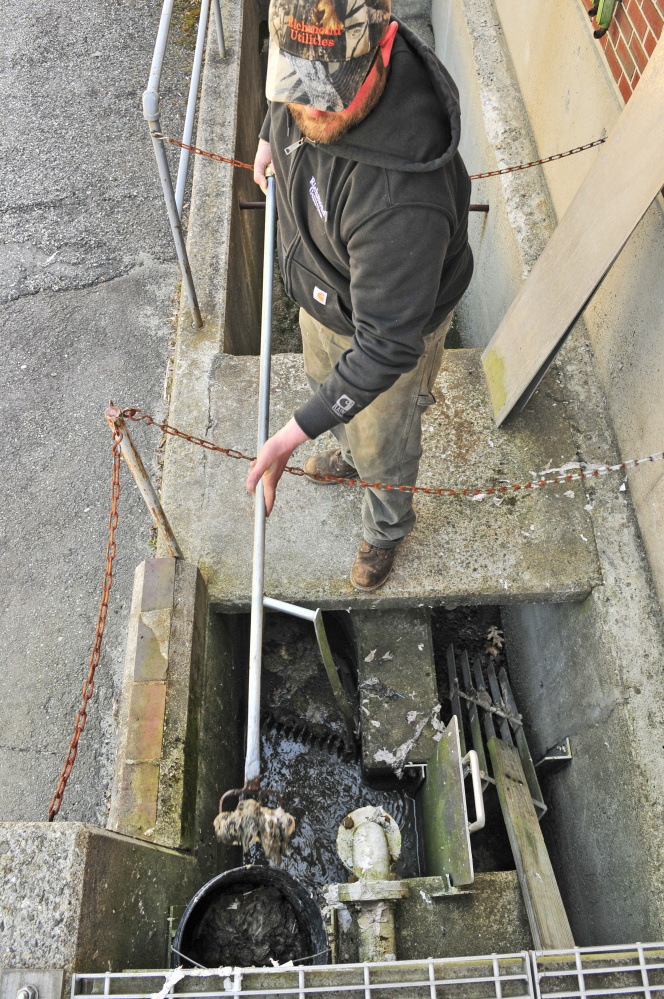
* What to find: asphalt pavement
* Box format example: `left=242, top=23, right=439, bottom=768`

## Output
left=0, top=0, right=198, bottom=822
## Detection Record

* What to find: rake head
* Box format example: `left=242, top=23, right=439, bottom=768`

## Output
left=214, top=787, right=296, bottom=868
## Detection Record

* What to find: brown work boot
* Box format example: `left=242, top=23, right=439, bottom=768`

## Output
left=304, top=447, right=357, bottom=484
left=351, top=541, right=397, bottom=591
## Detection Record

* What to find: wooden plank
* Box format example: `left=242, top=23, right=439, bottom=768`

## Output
left=488, top=735, right=574, bottom=949
left=421, top=716, right=474, bottom=886
left=481, top=40, right=664, bottom=425
left=499, top=667, right=547, bottom=818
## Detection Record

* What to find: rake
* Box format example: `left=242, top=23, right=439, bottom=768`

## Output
left=214, top=168, right=355, bottom=867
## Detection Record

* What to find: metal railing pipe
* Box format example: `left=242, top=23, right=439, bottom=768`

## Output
left=263, top=596, right=316, bottom=622
left=175, top=0, right=211, bottom=214
left=146, top=0, right=176, bottom=102
left=245, top=171, right=276, bottom=786
left=145, top=116, right=203, bottom=328
left=211, top=0, right=227, bottom=58
left=105, top=408, right=183, bottom=559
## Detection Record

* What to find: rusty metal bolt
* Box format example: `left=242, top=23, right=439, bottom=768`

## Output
left=343, top=816, right=355, bottom=829
left=348, top=874, right=358, bottom=883
left=388, top=872, right=398, bottom=881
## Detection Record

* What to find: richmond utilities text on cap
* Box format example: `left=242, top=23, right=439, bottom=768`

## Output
left=266, top=0, right=391, bottom=112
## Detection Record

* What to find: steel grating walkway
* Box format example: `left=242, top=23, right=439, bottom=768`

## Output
left=72, top=944, right=664, bottom=999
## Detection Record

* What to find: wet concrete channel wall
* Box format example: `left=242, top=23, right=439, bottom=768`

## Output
left=432, top=0, right=664, bottom=944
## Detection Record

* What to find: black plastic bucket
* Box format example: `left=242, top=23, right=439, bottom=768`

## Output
left=172, top=866, right=329, bottom=969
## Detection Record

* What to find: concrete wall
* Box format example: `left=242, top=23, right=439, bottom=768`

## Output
left=432, top=0, right=664, bottom=944
left=435, top=0, right=664, bottom=613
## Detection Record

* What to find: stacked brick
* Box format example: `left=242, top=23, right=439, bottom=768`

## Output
left=582, top=0, right=662, bottom=101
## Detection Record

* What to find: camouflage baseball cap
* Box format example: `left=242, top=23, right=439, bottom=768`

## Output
left=266, top=0, right=391, bottom=112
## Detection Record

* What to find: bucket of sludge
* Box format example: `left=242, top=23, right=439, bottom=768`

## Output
left=172, top=866, right=329, bottom=969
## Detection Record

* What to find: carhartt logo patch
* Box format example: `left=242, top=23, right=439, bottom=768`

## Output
left=309, top=175, right=327, bottom=220
left=332, top=394, right=355, bottom=418
left=313, top=286, right=327, bottom=305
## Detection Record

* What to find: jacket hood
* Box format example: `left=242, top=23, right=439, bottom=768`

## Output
left=304, top=18, right=461, bottom=173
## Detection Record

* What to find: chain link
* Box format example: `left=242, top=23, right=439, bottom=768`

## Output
left=119, top=407, right=664, bottom=499
left=153, top=132, right=255, bottom=172
left=48, top=425, right=123, bottom=821
left=154, top=132, right=607, bottom=182
left=467, top=137, right=607, bottom=180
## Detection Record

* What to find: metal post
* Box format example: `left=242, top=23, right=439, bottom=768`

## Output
left=144, top=115, right=203, bottom=329
left=244, top=171, right=276, bottom=786
left=143, top=0, right=203, bottom=328
left=105, top=407, right=183, bottom=559
left=211, top=0, right=226, bottom=58
left=175, top=0, right=211, bottom=215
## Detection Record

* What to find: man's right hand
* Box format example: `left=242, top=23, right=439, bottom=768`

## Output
left=254, top=139, right=272, bottom=194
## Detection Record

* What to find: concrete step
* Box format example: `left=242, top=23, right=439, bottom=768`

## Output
left=160, top=349, right=600, bottom=609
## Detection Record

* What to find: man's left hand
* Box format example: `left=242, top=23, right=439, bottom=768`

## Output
left=246, top=417, right=310, bottom=515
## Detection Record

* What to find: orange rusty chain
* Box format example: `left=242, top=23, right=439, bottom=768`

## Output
left=152, top=131, right=608, bottom=181
left=48, top=405, right=664, bottom=818
left=119, top=406, right=664, bottom=498
left=48, top=422, right=123, bottom=821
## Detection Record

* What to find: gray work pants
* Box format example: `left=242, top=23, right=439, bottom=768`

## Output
left=300, top=307, right=453, bottom=548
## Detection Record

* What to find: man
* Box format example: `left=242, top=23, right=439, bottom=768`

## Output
left=247, top=0, right=473, bottom=591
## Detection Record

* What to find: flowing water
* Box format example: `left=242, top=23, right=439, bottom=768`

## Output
left=252, top=726, right=421, bottom=894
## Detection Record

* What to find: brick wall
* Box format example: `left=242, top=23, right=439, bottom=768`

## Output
left=582, top=0, right=662, bottom=101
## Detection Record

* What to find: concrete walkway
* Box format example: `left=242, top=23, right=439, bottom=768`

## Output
left=0, top=0, right=195, bottom=822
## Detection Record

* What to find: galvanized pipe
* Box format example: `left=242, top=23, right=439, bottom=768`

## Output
left=145, top=116, right=203, bottom=328
left=244, top=171, right=276, bottom=786
left=146, top=0, right=176, bottom=98
left=263, top=596, right=316, bottom=621
left=105, top=409, right=183, bottom=559
left=211, top=0, right=226, bottom=58
left=175, top=0, right=211, bottom=215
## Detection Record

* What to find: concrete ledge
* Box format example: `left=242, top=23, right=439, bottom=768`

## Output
left=162, top=349, right=599, bottom=610
left=0, top=823, right=200, bottom=996
left=108, top=558, right=207, bottom=850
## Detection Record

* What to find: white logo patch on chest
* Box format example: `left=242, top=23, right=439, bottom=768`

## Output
left=309, top=175, right=328, bottom=221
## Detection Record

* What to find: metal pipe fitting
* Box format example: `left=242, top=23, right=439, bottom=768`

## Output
left=336, top=807, right=403, bottom=962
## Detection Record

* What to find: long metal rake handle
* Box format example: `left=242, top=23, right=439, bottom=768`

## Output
left=245, top=171, right=276, bottom=786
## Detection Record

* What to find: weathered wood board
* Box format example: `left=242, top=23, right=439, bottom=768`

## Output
left=482, top=40, right=664, bottom=425
left=488, top=736, right=574, bottom=949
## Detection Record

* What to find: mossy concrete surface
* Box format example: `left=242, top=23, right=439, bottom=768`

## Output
left=0, top=823, right=200, bottom=997
left=161, top=349, right=599, bottom=610
left=332, top=872, right=531, bottom=961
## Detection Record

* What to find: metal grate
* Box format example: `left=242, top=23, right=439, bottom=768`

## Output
left=71, top=945, right=664, bottom=999
left=533, top=944, right=664, bottom=999
left=72, top=953, right=534, bottom=999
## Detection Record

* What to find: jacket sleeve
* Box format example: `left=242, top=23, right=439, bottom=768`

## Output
left=259, top=104, right=271, bottom=142
left=294, top=205, right=452, bottom=439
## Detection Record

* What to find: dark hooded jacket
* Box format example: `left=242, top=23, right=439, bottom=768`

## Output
left=260, top=18, right=473, bottom=439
